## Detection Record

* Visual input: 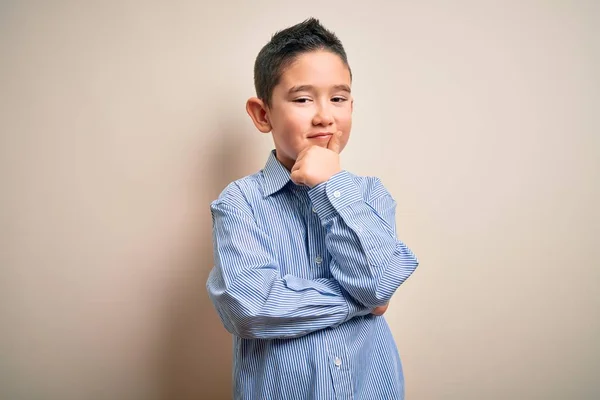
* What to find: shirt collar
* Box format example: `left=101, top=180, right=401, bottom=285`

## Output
left=262, top=150, right=292, bottom=197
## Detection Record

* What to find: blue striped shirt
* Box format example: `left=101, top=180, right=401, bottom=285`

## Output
left=206, top=150, right=419, bottom=399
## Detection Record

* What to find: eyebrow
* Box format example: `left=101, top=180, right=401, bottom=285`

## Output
left=288, top=84, right=352, bottom=94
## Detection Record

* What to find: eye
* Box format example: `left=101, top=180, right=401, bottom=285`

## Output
left=331, top=96, right=348, bottom=103
left=293, top=98, right=311, bottom=103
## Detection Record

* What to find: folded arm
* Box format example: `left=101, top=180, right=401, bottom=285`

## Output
left=308, top=172, right=419, bottom=308
left=206, top=183, right=372, bottom=340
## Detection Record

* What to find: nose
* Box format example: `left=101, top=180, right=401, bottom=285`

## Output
left=312, top=102, right=334, bottom=126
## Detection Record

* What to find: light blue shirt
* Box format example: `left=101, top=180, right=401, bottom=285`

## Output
left=207, top=150, right=419, bottom=399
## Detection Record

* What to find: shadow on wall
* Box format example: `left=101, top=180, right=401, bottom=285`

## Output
left=157, top=117, right=258, bottom=400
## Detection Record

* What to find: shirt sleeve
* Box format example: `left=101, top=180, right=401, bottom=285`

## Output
left=308, top=171, right=419, bottom=308
left=206, top=185, right=372, bottom=340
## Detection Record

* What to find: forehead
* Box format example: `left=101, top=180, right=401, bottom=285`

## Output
left=277, top=50, right=351, bottom=89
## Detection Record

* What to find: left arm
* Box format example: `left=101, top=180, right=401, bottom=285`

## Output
left=308, top=171, right=419, bottom=308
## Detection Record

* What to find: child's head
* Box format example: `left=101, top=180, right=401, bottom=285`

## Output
left=246, top=18, right=353, bottom=170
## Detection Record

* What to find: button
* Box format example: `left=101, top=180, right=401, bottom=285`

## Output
left=312, top=207, right=316, bottom=213
left=333, top=191, right=341, bottom=198
left=334, top=357, right=342, bottom=367
left=315, top=255, right=323, bottom=264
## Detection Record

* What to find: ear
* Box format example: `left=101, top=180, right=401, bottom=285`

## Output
left=246, top=97, right=272, bottom=133
left=351, top=98, right=354, bottom=113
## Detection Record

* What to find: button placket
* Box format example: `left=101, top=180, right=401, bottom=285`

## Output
left=324, top=333, right=353, bottom=398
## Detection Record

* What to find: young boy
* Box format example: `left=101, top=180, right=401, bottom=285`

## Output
left=206, top=18, right=419, bottom=400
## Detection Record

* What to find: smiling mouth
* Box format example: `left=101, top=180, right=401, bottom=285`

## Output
left=308, top=133, right=333, bottom=139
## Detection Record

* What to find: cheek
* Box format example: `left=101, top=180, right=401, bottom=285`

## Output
left=340, top=132, right=350, bottom=152
left=336, top=109, right=352, bottom=127
left=338, top=112, right=352, bottom=150
left=336, top=107, right=352, bottom=125
left=276, top=107, right=309, bottom=131
left=288, top=109, right=314, bottom=130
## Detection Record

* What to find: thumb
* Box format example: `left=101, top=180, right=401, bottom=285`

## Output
left=327, top=131, right=342, bottom=153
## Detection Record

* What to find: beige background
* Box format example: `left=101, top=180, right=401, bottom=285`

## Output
left=1, top=1, right=598, bottom=399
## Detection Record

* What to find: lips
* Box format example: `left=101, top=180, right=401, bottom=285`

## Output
left=307, top=132, right=333, bottom=139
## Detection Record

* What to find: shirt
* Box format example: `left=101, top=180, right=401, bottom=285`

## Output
left=206, top=150, right=419, bottom=399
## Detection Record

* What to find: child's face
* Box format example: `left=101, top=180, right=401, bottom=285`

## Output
left=267, top=50, right=353, bottom=170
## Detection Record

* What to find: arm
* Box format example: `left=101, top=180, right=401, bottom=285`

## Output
left=206, top=184, right=372, bottom=340
left=308, top=172, right=419, bottom=308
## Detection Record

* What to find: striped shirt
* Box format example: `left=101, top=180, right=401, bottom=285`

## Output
left=206, top=150, right=419, bottom=399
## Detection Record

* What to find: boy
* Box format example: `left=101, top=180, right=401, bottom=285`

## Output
left=206, top=18, right=419, bottom=400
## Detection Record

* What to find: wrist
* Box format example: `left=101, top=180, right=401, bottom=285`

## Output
left=313, top=168, right=341, bottom=187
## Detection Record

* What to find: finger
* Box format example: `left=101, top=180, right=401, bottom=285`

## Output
left=290, top=170, right=304, bottom=185
left=327, top=131, right=342, bottom=154
left=296, top=145, right=312, bottom=162
left=291, top=158, right=303, bottom=172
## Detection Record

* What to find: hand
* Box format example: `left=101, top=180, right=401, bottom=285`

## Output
left=371, top=303, right=389, bottom=316
left=290, top=131, right=342, bottom=188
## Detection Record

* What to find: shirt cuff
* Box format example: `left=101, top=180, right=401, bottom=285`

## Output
left=308, top=171, right=363, bottom=221
left=329, top=284, right=372, bottom=327
left=344, top=297, right=372, bottom=323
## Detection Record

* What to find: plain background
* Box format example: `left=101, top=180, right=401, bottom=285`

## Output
left=1, top=1, right=598, bottom=399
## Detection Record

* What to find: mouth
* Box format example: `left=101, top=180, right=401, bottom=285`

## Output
left=307, top=132, right=333, bottom=139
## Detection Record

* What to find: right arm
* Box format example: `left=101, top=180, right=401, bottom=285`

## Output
left=206, top=184, right=372, bottom=340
